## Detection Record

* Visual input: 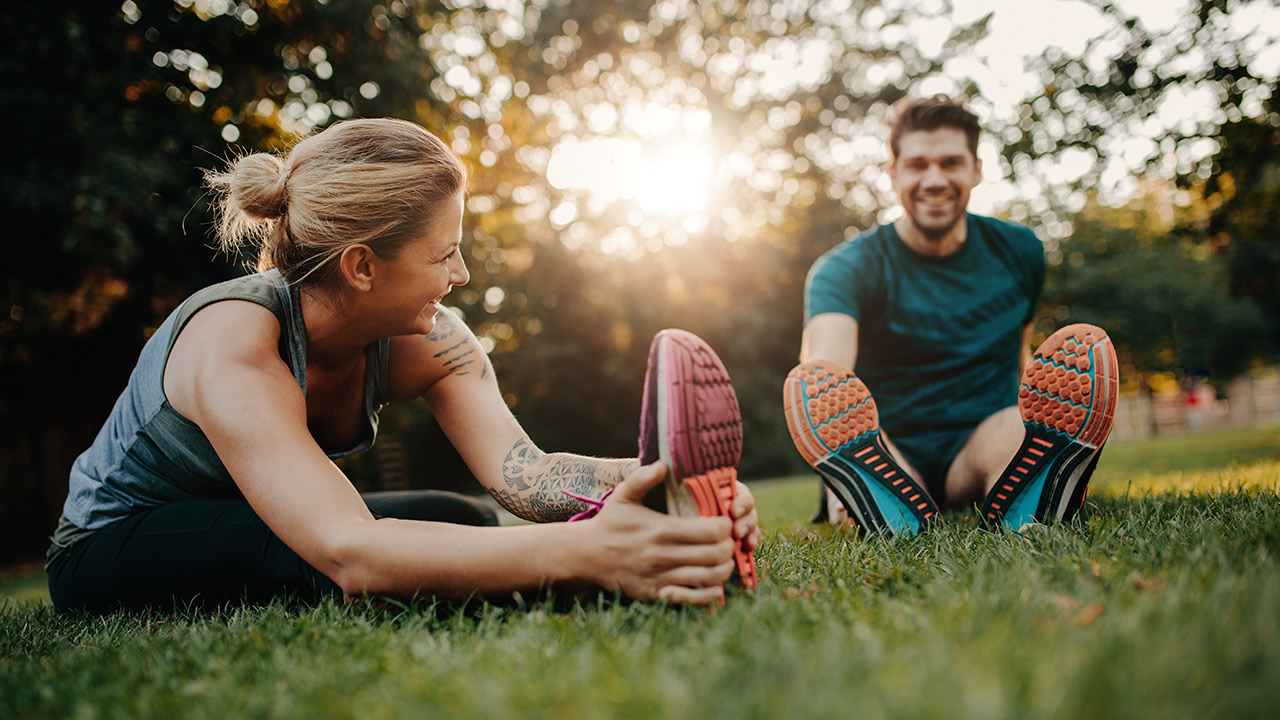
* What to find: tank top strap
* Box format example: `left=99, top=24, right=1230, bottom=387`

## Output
left=164, top=272, right=306, bottom=388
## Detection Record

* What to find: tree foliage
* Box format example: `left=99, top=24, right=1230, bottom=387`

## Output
left=1000, top=0, right=1280, bottom=381
left=1040, top=191, right=1268, bottom=383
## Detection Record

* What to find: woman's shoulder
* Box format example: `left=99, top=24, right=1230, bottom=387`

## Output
left=172, top=274, right=286, bottom=333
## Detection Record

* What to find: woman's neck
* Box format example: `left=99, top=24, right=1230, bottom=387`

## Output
left=299, top=286, right=372, bottom=371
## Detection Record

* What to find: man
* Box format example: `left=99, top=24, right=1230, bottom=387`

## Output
left=783, top=95, right=1118, bottom=533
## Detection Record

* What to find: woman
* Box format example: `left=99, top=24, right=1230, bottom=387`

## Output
left=47, top=118, right=758, bottom=613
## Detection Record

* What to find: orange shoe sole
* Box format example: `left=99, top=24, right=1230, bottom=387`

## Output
left=783, top=360, right=939, bottom=535
left=981, top=324, right=1119, bottom=529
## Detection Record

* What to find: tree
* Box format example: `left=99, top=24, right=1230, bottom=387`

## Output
left=1041, top=191, right=1268, bottom=384
left=994, top=0, right=1280, bottom=383
left=1193, top=91, right=1280, bottom=358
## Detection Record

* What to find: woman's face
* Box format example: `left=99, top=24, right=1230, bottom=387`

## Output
left=377, top=192, right=469, bottom=336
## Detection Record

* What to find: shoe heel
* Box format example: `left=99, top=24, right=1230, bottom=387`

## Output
left=678, top=467, right=758, bottom=589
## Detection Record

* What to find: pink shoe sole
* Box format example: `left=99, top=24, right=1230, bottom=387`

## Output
left=640, top=329, right=757, bottom=589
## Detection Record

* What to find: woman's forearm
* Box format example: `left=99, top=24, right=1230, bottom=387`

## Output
left=327, top=463, right=734, bottom=606
left=331, top=517, right=599, bottom=599
left=484, top=438, right=641, bottom=522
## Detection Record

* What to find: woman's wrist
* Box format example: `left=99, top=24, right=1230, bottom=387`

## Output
left=537, top=519, right=604, bottom=592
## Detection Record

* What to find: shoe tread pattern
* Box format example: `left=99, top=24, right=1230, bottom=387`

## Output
left=784, top=360, right=938, bottom=534
left=652, top=330, right=756, bottom=588
left=664, top=330, right=743, bottom=480
left=982, top=324, right=1118, bottom=527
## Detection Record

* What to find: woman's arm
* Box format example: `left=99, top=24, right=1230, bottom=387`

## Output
left=491, top=438, right=639, bottom=521
left=393, top=309, right=759, bottom=549
left=166, top=301, right=734, bottom=605
left=390, top=309, right=638, bottom=522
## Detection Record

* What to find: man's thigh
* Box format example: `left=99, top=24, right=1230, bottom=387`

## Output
left=943, top=406, right=1024, bottom=507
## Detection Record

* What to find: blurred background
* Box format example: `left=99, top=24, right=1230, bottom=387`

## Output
left=2, top=0, right=1278, bottom=563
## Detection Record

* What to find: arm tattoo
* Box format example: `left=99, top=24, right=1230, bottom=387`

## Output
left=487, top=438, right=638, bottom=522
left=428, top=312, right=490, bottom=378
left=435, top=339, right=478, bottom=375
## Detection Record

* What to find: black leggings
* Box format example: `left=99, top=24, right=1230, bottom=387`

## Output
left=47, top=491, right=499, bottom=614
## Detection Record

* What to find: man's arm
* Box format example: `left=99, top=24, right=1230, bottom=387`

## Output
left=800, top=312, right=860, bottom=368
left=1020, top=323, right=1033, bottom=374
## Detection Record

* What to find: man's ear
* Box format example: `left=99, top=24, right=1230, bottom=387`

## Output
left=337, top=243, right=377, bottom=292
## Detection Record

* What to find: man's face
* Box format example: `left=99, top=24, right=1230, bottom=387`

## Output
left=889, top=127, right=981, bottom=241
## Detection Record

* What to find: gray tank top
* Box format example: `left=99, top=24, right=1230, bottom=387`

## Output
left=49, top=272, right=389, bottom=561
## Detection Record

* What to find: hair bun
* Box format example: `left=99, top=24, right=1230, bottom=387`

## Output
left=231, top=153, right=289, bottom=221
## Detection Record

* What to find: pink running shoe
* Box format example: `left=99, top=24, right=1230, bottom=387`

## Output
left=638, top=329, right=758, bottom=590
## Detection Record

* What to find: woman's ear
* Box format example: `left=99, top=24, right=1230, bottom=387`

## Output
left=337, top=243, right=377, bottom=292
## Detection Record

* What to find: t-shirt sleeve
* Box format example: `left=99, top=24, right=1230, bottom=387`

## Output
left=804, top=242, right=866, bottom=323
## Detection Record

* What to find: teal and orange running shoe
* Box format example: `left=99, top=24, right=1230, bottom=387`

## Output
left=639, top=329, right=758, bottom=589
left=783, top=360, right=940, bottom=535
left=981, top=324, right=1119, bottom=530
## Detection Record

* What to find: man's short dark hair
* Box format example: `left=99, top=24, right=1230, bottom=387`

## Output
left=887, top=95, right=981, bottom=160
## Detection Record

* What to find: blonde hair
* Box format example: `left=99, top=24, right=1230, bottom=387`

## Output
left=206, top=118, right=467, bottom=287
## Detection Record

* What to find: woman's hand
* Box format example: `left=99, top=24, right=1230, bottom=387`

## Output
left=730, top=481, right=761, bottom=554
left=585, top=462, right=735, bottom=606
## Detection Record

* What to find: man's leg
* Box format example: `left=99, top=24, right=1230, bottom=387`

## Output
left=942, top=406, right=1024, bottom=508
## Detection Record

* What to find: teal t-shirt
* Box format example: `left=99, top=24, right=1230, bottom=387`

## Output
left=804, top=214, right=1045, bottom=438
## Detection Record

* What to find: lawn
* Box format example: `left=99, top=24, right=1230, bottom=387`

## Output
left=3, top=425, right=1278, bottom=719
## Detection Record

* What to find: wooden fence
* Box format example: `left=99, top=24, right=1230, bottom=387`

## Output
left=1111, top=369, right=1280, bottom=442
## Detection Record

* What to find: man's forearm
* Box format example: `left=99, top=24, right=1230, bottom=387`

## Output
left=485, top=438, right=640, bottom=522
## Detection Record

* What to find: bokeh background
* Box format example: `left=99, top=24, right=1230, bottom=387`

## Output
left=3, top=0, right=1278, bottom=563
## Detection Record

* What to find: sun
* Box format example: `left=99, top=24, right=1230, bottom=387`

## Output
left=544, top=101, right=717, bottom=251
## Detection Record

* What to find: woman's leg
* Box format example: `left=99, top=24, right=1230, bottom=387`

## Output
left=47, top=498, right=338, bottom=614
left=49, top=491, right=499, bottom=613
left=362, top=489, right=499, bottom=526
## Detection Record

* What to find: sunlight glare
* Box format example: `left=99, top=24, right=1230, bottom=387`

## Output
left=546, top=103, right=717, bottom=228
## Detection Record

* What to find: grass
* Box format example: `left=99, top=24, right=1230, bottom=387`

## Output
left=3, top=425, right=1279, bottom=719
